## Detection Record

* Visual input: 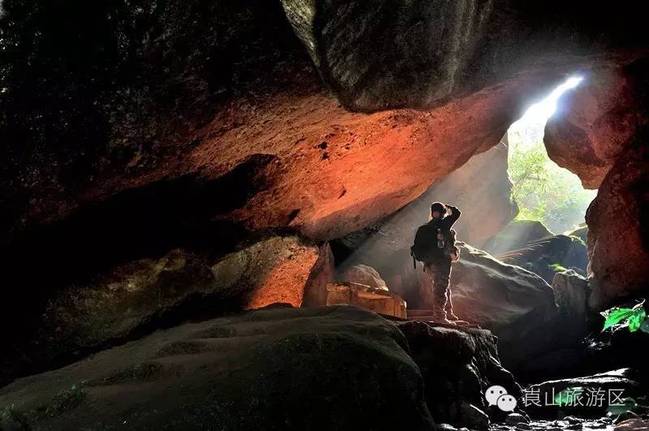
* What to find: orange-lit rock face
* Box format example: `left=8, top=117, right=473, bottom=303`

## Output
left=210, top=236, right=331, bottom=310
left=586, top=140, right=649, bottom=310
left=544, top=65, right=647, bottom=189
left=189, top=72, right=553, bottom=241
left=244, top=242, right=323, bottom=309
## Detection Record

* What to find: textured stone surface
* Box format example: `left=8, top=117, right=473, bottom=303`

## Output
left=525, top=369, right=641, bottom=418
left=0, top=306, right=436, bottom=431
left=497, top=234, right=588, bottom=283
left=213, top=236, right=325, bottom=310
left=337, top=264, right=389, bottom=291
left=324, top=282, right=407, bottom=318
left=398, top=320, right=519, bottom=428
left=483, top=220, right=554, bottom=256
left=552, top=270, right=589, bottom=324
left=586, top=139, right=649, bottom=310
left=280, top=1, right=649, bottom=111
left=281, top=0, right=495, bottom=110
left=1, top=235, right=329, bottom=387
left=545, top=62, right=649, bottom=189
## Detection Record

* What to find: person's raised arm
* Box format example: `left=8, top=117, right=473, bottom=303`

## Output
left=444, top=204, right=461, bottom=228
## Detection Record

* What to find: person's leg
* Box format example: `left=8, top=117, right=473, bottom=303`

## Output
left=430, top=262, right=450, bottom=321
left=443, top=265, right=459, bottom=320
left=432, top=260, right=457, bottom=322
left=418, top=263, right=436, bottom=309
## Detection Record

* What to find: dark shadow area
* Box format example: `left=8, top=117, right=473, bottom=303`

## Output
left=0, top=154, right=277, bottom=384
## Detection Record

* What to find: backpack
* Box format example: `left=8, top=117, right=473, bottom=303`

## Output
left=411, top=222, right=460, bottom=266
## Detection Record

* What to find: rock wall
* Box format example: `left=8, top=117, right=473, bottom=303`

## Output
left=280, top=0, right=649, bottom=111
left=281, top=0, right=495, bottom=110
left=544, top=61, right=649, bottom=189
left=586, top=138, right=649, bottom=310
left=542, top=61, right=649, bottom=308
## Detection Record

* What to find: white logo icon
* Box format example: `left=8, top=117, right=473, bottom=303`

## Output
left=485, top=385, right=518, bottom=412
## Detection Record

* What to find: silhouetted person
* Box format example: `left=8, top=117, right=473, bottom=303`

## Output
left=411, top=202, right=461, bottom=323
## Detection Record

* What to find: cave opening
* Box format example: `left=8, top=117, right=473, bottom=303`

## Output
left=506, top=75, right=597, bottom=235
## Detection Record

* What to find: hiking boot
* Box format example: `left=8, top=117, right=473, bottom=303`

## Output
left=431, top=310, right=454, bottom=325
left=445, top=310, right=460, bottom=321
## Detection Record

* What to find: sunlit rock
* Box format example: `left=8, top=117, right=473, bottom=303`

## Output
left=483, top=220, right=554, bottom=256
left=337, top=264, right=389, bottom=291
left=323, top=282, right=407, bottom=319
left=552, top=270, right=589, bottom=325
left=451, top=244, right=557, bottom=331
left=545, top=62, right=649, bottom=189
left=213, top=236, right=327, bottom=310
left=497, top=234, right=588, bottom=283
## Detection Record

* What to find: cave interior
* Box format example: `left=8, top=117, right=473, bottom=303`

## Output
left=1, top=1, right=649, bottom=430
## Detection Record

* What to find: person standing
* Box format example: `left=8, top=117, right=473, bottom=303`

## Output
left=411, top=202, right=461, bottom=323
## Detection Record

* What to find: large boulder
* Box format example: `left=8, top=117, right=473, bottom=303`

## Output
left=544, top=61, right=649, bottom=189
left=450, top=244, right=558, bottom=334
left=497, top=234, right=588, bottom=283
left=552, top=270, right=590, bottom=326
left=451, top=245, right=599, bottom=382
left=398, top=321, right=520, bottom=428
left=483, top=220, right=554, bottom=256
left=586, top=137, right=649, bottom=310
left=0, top=306, right=436, bottom=431
left=0, top=235, right=332, bottom=387
left=322, top=282, right=407, bottom=318
left=337, top=264, right=389, bottom=290
left=525, top=369, right=642, bottom=418
left=281, top=1, right=649, bottom=111
left=213, top=236, right=331, bottom=309
left=0, top=305, right=522, bottom=431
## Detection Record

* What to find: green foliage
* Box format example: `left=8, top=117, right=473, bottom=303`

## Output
left=549, top=263, right=568, bottom=273
left=507, top=130, right=597, bottom=233
left=601, top=301, right=648, bottom=333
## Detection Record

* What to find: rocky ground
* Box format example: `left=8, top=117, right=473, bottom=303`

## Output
left=0, top=305, right=515, bottom=431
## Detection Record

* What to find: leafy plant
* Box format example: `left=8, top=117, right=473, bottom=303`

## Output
left=601, top=300, right=648, bottom=333
left=507, top=130, right=597, bottom=233
left=549, top=263, right=568, bottom=273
